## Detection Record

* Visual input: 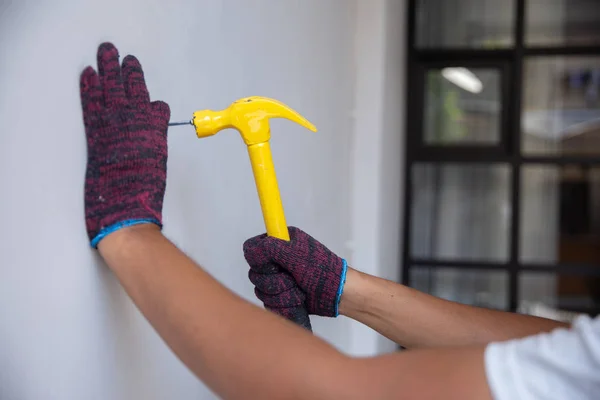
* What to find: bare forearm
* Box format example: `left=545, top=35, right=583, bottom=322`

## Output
left=98, top=225, right=346, bottom=400
left=97, top=226, right=495, bottom=399
left=339, top=268, right=568, bottom=348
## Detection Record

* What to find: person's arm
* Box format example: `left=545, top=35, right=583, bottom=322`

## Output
left=79, top=42, right=493, bottom=399
left=244, top=227, right=568, bottom=349
left=99, top=224, right=494, bottom=400
left=339, top=268, right=568, bottom=349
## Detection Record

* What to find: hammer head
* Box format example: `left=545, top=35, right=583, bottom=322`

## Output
left=192, top=96, right=317, bottom=146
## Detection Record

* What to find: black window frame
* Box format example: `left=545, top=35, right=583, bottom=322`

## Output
left=402, top=0, right=600, bottom=316
left=412, top=60, right=511, bottom=159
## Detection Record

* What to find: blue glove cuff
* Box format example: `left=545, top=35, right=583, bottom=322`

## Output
left=334, top=259, right=348, bottom=317
left=90, top=218, right=160, bottom=248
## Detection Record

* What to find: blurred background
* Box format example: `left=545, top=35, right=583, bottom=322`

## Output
left=0, top=0, right=599, bottom=398
left=408, top=0, right=600, bottom=323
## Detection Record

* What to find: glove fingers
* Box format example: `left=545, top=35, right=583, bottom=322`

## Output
left=150, top=101, right=171, bottom=134
left=122, top=55, right=150, bottom=106
left=80, top=66, right=103, bottom=109
left=266, top=305, right=312, bottom=331
left=255, top=284, right=306, bottom=309
left=79, top=66, right=104, bottom=134
left=258, top=226, right=311, bottom=266
left=243, top=233, right=270, bottom=267
left=97, top=42, right=127, bottom=108
left=243, top=231, right=302, bottom=270
left=151, top=100, right=171, bottom=119
left=249, top=268, right=296, bottom=295
left=270, top=226, right=336, bottom=272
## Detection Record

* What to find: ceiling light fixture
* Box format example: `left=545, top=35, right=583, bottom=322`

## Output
left=441, top=67, right=483, bottom=94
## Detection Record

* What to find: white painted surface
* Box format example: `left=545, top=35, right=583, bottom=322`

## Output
left=0, top=0, right=406, bottom=398
left=347, top=0, right=406, bottom=355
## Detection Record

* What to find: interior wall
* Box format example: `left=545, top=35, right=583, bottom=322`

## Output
left=347, top=0, right=406, bottom=355
left=374, top=0, right=406, bottom=353
left=0, top=1, right=361, bottom=398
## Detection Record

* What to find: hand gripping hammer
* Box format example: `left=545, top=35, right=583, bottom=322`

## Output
left=169, top=96, right=317, bottom=330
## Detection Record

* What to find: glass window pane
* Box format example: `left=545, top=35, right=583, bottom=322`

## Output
left=425, top=68, right=501, bottom=145
left=526, top=0, right=600, bottom=47
left=411, top=267, right=508, bottom=309
left=416, top=0, right=515, bottom=49
left=522, top=57, right=600, bottom=156
left=411, top=164, right=511, bottom=262
left=519, top=272, right=600, bottom=318
left=520, top=165, right=600, bottom=264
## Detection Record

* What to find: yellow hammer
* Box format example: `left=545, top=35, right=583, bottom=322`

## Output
left=187, top=96, right=317, bottom=241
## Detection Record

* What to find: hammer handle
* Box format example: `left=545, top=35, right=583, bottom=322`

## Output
left=247, top=142, right=290, bottom=241
left=248, top=142, right=313, bottom=331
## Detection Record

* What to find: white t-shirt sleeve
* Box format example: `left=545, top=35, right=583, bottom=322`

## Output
left=484, top=315, right=600, bottom=400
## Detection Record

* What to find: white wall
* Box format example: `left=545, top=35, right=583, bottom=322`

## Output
left=347, top=0, right=406, bottom=355
left=0, top=0, right=406, bottom=398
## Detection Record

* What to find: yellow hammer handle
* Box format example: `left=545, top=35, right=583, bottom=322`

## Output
left=247, top=142, right=290, bottom=241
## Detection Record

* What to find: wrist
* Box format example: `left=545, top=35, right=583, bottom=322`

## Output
left=98, top=223, right=162, bottom=266
left=337, top=267, right=368, bottom=317
left=90, top=218, right=162, bottom=248
left=333, top=259, right=348, bottom=317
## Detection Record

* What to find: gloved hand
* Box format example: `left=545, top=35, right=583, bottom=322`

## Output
left=243, top=227, right=348, bottom=318
left=80, top=42, right=170, bottom=247
left=248, top=264, right=313, bottom=330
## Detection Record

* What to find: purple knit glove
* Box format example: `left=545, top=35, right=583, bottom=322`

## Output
left=248, top=264, right=313, bottom=330
left=80, top=43, right=170, bottom=247
left=243, top=227, right=348, bottom=318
